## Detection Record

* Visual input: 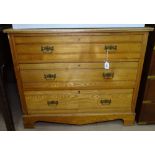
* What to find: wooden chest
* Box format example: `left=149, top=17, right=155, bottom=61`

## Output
left=5, top=28, right=152, bottom=128
left=136, top=28, right=155, bottom=124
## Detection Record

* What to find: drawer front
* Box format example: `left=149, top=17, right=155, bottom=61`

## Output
left=20, top=69, right=137, bottom=82
left=20, top=63, right=138, bottom=83
left=16, top=43, right=142, bottom=54
left=17, top=53, right=141, bottom=63
left=22, top=81, right=136, bottom=90
left=15, top=35, right=143, bottom=63
left=19, top=62, right=138, bottom=90
left=143, top=80, right=155, bottom=102
left=19, top=62, right=138, bottom=70
left=15, top=43, right=142, bottom=63
left=139, top=103, right=155, bottom=123
left=149, top=52, right=155, bottom=75
left=25, top=89, right=133, bottom=114
left=14, top=35, right=143, bottom=44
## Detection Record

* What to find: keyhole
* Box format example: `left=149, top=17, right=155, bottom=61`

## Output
left=78, top=90, right=80, bottom=94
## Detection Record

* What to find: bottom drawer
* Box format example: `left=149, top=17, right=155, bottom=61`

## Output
left=139, top=103, right=155, bottom=123
left=25, top=89, right=133, bottom=114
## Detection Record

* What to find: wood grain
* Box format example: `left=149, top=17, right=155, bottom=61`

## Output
left=19, top=62, right=139, bottom=70
left=23, top=113, right=135, bottom=128
left=4, top=27, right=153, bottom=33
left=25, top=89, right=133, bottom=114
left=5, top=28, right=151, bottom=127
left=17, top=53, right=141, bottom=63
left=20, top=68, right=137, bottom=83
left=22, top=81, right=136, bottom=90
left=16, top=43, right=142, bottom=54
left=14, top=35, right=143, bottom=44
left=7, top=34, right=28, bottom=114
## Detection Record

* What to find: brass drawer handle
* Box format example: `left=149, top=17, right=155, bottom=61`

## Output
left=44, top=73, right=56, bottom=80
left=142, top=100, right=152, bottom=104
left=41, top=45, right=54, bottom=53
left=100, top=99, right=111, bottom=105
left=103, top=71, right=114, bottom=79
left=47, top=100, right=58, bottom=106
left=147, top=75, right=155, bottom=80
left=104, top=45, right=117, bottom=51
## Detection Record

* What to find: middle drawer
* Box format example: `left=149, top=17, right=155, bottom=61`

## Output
left=20, top=62, right=138, bottom=83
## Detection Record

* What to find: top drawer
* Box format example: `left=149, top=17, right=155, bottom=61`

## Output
left=13, top=34, right=144, bottom=63
left=14, top=34, right=143, bottom=44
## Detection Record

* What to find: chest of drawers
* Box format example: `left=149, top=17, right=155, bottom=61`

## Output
left=136, top=27, right=155, bottom=124
left=5, top=28, right=152, bottom=128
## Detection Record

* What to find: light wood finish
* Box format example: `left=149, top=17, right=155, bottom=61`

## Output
left=20, top=62, right=138, bottom=90
left=14, top=35, right=143, bottom=44
left=19, top=62, right=139, bottom=70
left=16, top=43, right=142, bottom=53
left=23, top=113, right=135, bottom=128
left=20, top=68, right=137, bottom=82
left=5, top=28, right=151, bottom=128
left=25, top=89, right=133, bottom=114
left=7, top=35, right=28, bottom=114
left=23, top=81, right=136, bottom=90
left=4, top=28, right=153, bottom=33
left=17, top=53, right=141, bottom=63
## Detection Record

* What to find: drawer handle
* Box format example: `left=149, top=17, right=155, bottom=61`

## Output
left=47, top=100, right=58, bottom=106
left=100, top=99, right=111, bottom=105
left=104, top=45, right=117, bottom=51
left=44, top=73, right=56, bottom=80
left=103, top=71, right=114, bottom=79
left=41, top=45, right=54, bottom=53
left=142, top=100, right=152, bottom=104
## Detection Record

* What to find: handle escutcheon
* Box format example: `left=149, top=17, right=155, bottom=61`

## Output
left=104, top=45, right=117, bottom=51
left=100, top=99, right=111, bottom=105
left=41, top=45, right=54, bottom=53
left=44, top=73, right=56, bottom=80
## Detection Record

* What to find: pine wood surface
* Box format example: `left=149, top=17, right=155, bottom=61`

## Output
left=25, top=89, right=133, bottom=114
left=5, top=28, right=151, bottom=128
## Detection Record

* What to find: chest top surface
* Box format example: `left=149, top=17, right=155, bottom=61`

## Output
left=4, top=28, right=154, bottom=34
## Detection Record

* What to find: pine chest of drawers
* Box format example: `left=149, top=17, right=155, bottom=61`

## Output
left=5, top=28, right=152, bottom=128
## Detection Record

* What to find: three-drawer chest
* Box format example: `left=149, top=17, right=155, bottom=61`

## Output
left=5, top=28, right=152, bottom=128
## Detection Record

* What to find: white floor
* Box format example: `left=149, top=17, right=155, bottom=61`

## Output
left=1, top=83, right=155, bottom=131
